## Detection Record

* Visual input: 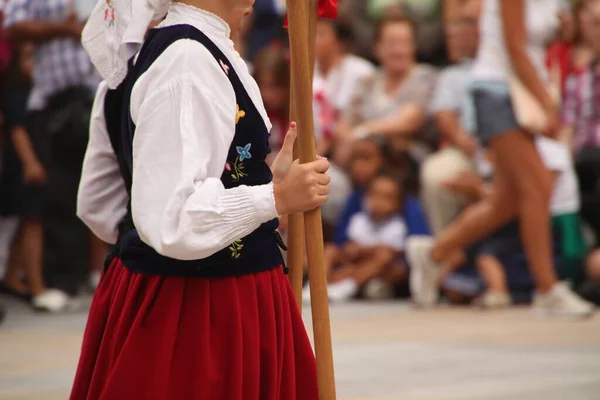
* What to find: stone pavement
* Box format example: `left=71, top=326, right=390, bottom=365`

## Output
left=1, top=297, right=599, bottom=400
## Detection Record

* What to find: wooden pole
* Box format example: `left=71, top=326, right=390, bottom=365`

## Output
left=287, top=84, right=305, bottom=309
left=287, top=0, right=318, bottom=311
left=287, top=1, right=337, bottom=399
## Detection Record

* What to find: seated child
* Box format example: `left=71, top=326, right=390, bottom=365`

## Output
left=325, top=172, right=408, bottom=302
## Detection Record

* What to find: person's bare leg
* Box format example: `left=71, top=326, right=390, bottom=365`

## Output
left=2, top=227, right=29, bottom=294
left=586, top=249, right=600, bottom=281
left=490, top=131, right=556, bottom=293
left=431, top=166, right=518, bottom=262
left=476, top=254, right=508, bottom=294
left=17, top=219, right=45, bottom=296
left=439, top=249, right=467, bottom=282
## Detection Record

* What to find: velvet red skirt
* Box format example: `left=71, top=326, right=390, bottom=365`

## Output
left=70, top=259, right=318, bottom=400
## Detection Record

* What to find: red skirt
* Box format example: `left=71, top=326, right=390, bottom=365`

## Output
left=70, top=259, right=318, bottom=400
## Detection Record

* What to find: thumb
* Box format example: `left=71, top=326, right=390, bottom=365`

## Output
left=280, top=122, right=298, bottom=155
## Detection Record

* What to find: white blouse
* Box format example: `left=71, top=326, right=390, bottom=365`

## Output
left=77, top=4, right=279, bottom=260
left=472, top=0, right=561, bottom=82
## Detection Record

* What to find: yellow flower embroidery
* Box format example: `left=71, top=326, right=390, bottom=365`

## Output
left=229, top=239, right=244, bottom=259
left=236, top=105, right=246, bottom=124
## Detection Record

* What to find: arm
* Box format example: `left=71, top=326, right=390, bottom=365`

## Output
left=11, top=126, right=45, bottom=184
left=356, top=104, right=427, bottom=138
left=130, top=42, right=278, bottom=260
left=6, top=20, right=81, bottom=42
left=434, top=111, right=477, bottom=154
left=77, top=82, right=128, bottom=245
left=430, top=68, right=477, bottom=153
left=500, top=0, right=555, bottom=112
left=4, top=1, right=81, bottom=43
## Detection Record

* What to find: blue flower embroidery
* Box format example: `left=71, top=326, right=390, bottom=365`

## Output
left=236, top=143, right=252, bottom=161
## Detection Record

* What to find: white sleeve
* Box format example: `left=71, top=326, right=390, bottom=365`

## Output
left=379, top=217, right=407, bottom=252
left=77, top=81, right=128, bottom=244
left=129, top=40, right=278, bottom=261
left=536, top=137, right=570, bottom=173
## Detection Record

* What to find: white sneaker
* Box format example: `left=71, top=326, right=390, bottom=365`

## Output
left=327, top=278, right=359, bottom=302
left=406, top=236, right=440, bottom=307
left=364, top=278, right=394, bottom=300
left=474, top=291, right=511, bottom=310
left=32, top=289, right=69, bottom=313
left=533, top=282, right=595, bottom=318
left=302, top=284, right=311, bottom=304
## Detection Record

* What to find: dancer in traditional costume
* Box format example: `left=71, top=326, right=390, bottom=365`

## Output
left=70, top=1, right=330, bottom=398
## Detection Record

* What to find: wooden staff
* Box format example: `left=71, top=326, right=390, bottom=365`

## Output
left=287, top=0, right=318, bottom=309
left=287, top=1, right=337, bottom=399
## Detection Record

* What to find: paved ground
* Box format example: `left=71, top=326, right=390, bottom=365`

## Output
left=1, top=296, right=599, bottom=400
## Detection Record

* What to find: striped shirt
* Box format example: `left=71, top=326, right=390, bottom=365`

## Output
left=4, top=0, right=99, bottom=110
left=561, top=66, right=600, bottom=152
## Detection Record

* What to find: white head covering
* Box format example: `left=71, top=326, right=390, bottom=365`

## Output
left=82, top=0, right=171, bottom=89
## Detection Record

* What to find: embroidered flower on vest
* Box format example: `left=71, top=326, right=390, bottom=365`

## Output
left=229, top=239, right=244, bottom=259
left=229, top=143, right=251, bottom=182
left=104, top=0, right=115, bottom=26
left=219, top=59, right=230, bottom=75
left=236, top=104, right=246, bottom=124
left=236, top=143, right=252, bottom=161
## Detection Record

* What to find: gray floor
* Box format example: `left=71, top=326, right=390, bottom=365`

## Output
left=1, top=296, right=599, bottom=400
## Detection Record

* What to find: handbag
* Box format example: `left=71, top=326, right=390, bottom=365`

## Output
left=504, top=52, right=561, bottom=134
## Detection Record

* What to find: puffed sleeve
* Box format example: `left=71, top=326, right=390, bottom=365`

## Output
left=129, top=40, right=278, bottom=260
left=77, top=81, right=128, bottom=244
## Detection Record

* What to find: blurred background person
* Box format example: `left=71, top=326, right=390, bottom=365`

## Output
left=421, top=0, right=480, bottom=236
left=326, top=172, right=409, bottom=302
left=0, top=42, right=70, bottom=311
left=408, top=0, right=594, bottom=317
left=333, top=16, right=437, bottom=180
left=313, top=19, right=375, bottom=157
left=561, top=0, right=600, bottom=243
left=4, top=0, right=104, bottom=298
left=253, top=42, right=290, bottom=161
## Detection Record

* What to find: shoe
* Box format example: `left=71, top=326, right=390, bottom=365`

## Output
left=364, top=279, right=394, bottom=300
left=474, top=291, right=511, bottom=309
left=32, top=289, right=70, bottom=313
left=302, top=284, right=311, bottom=304
left=327, top=279, right=359, bottom=302
left=0, top=281, right=32, bottom=302
left=533, top=282, right=595, bottom=318
left=406, top=236, right=440, bottom=307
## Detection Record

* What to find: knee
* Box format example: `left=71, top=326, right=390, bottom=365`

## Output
left=586, top=249, right=600, bottom=280
left=421, top=150, right=472, bottom=187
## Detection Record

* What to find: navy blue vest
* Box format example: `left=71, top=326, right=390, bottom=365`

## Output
left=103, top=24, right=284, bottom=278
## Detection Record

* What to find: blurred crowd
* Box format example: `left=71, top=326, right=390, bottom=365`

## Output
left=1, top=0, right=600, bottom=317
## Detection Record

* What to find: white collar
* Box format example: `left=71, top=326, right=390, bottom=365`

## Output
left=159, top=3, right=232, bottom=41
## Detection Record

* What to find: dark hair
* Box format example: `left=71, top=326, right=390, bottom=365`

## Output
left=252, top=43, right=290, bottom=89
left=358, top=135, right=419, bottom=195
left=318, top=18, right=354, bottom=43
left=374, top=15, right=417, bottom=43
